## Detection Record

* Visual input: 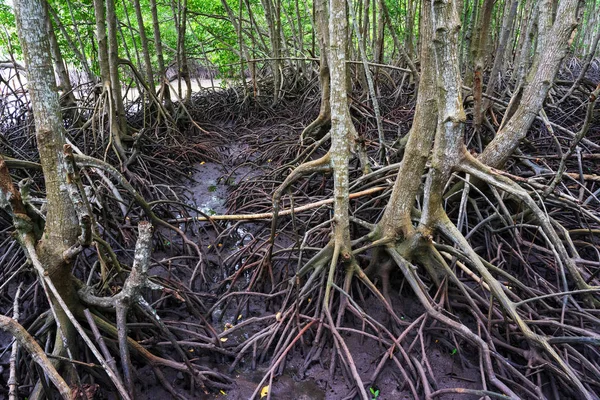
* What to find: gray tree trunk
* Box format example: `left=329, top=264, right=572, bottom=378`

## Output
left=480, top=0, right=579, bottom=168
left=13, top=0, right=81, bottom=384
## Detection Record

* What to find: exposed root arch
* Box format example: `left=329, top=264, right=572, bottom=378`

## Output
left=384, top=245, right=521, bottom=399
left=459, top=155, right=598, bottom=297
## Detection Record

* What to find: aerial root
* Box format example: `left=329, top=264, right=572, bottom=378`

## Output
left=459, top=155, right=599, bottom=299
left=300, top=112, right=331, bottom=145
left=268, top=153, right=332, bottom=260
left=72, top=154, right=208, bottom=286
left=385, top=246, right=522, bottom=399
left=89, top=313, right=233, bottom=393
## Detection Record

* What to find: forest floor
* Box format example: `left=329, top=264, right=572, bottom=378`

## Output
left=167, top=120, right=484, bottom=400
left=1, top=67, right=599, bottom=400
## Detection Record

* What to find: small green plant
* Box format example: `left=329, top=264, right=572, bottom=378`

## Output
left=208, top=185, right=218, bottom=192
left=451, top=348, right=458, bottom=355
left=369, top=386, right=380, bottom=399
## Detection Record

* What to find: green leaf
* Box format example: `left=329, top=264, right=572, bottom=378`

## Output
left=208, top=185, right=218, bottom=192
left=451, top=348, right=457, bottom=355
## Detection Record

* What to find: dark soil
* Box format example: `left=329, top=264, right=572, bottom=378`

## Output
left=1, top=65, right=599, bottom=399
left=146, top=115, right=485, bottom=400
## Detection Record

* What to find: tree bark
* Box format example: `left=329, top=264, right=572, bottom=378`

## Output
left=472, top=0, right=495, bottom=132
left=300, top=0, right=331, bottom=142
left=378, top=0, right=437, bottom=239
left=149, top=0, right=172, bottom=107
left=13, top=0, right=82, bottom=383
left=133, top=0, right=155, bottom=94
left=106, top=0, right=128, bottom=136
left=483, top=0, right=517, bottom=104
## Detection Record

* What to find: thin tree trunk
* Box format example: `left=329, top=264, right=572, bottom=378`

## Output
left=480, top=0, right=580, bottom=168
left=300, top=0, right=330, bottom=142
left=179, top=0, right=192, bottom=102
left=149, top=0, right=172, bottom=107
left=381, top=0, right=418, bottom=85
left=106, top=0, right=128, bottom=137
left=405, top=0, right=415, bottom=59
left=43, top=1, right=75, bottom=104
left=93, top=0, right=126, bottom=161
left=93, top=0, right=110, bottom=84
left=483, top=0, right=517, bottom=106
left=63, top=0, right=94, bottom=79
left=513, top=0, right=538, bottom=89
left=557, top=28, right=600, bottom=104
left=261, top=0, right=282, bottom=104
left=462, top=0, right=479, bottom=80
left=472, top=0, right=495, bottom=132
left=221, top=0, right=252, bottom=96
left=120, top=0, right=141, bottom=71
left=133, top=0, right=155, bottom=95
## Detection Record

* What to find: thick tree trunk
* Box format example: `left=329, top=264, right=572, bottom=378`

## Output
left=378, top=0, right=437, bottom=239
left=421, top=0, right=468, bottom=227
left=13, top=0, right=81, bottom=383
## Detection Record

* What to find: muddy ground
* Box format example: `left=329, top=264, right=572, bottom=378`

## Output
left=139, top=109, right=490, bottom=400
left=1, top=71, right=599, bottom=399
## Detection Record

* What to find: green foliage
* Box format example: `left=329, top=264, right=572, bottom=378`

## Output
left=2, top=0, right=595, bottom=90
left=0, top=1, right=20, bottom=57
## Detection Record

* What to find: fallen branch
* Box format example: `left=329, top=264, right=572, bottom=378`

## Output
left=168, top=186, right=386, bottom=223
left=0, top=315, right=72, bottom=400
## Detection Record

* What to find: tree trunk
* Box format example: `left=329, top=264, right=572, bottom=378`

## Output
left=472, top=0, right=495, bottom=132
left=43, top=0, right=78, bottom=117
left=13, top=0, right=82, bottom=383
left=133, top=0, right=155, bottom=95
left=149, top=0, right=172, bottom=107
left=106, top=0, right=127, bottom=136
left=93, top=0, right=110, bottom=85
left=176, top=0, right=192, bottom=103
left=480, top=0, right=579, bottom=168
left=300, top=0, right=331, bottom=142
left=482, top=0, right=516, bottom=103
left=378, top=0, right=437, bottom=239
left=329, top=0, right=353, bottom=249
left=261, top=0, right=282, bottom=104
